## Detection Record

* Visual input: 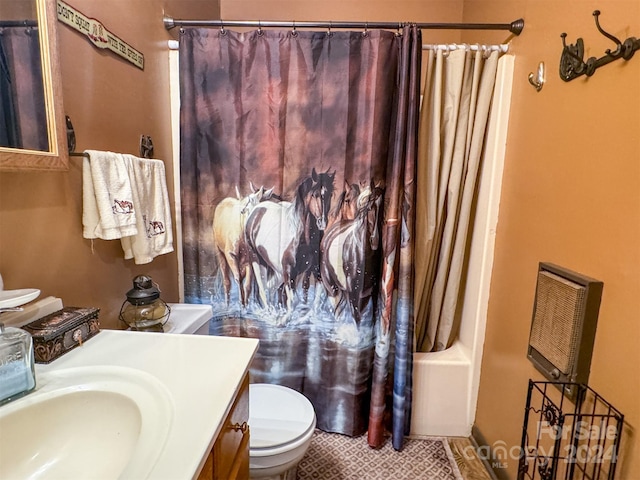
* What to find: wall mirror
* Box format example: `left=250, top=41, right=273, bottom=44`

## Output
left=0, top=0, right=68, bottom=171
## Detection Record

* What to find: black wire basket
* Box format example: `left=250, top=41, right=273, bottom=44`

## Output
left=518, top=380, right=624, bottom=480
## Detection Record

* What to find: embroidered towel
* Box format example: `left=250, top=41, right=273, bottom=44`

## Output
left=120, top=156, right=174, bottom=264
left=82, top=150, right=138, bottom=240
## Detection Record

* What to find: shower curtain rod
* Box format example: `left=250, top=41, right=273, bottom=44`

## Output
left=163, top=16, right=525, bottom=36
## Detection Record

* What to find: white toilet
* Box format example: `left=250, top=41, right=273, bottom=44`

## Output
left=248, top=383, right=316, bottom=479
left=161, top=304, right=316, bottom=479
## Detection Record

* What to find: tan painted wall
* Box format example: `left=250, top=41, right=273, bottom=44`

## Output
left=221, top=0, right=465, bottom=43
left=221, top=0, right=463, bottom=23
left=0, top=0, right=36, bottom=20
left=0, top=0, right=218, bottom=330
left=462, top=1, right=640, bottom=478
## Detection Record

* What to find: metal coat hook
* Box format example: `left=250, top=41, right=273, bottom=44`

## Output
left=592, top=10, right=622, bottom=57
left=559, top=10, right=640, bottom=82
left=528, top=62, right=545, bottom=92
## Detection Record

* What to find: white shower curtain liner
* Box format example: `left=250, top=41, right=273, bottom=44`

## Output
left=414, top=47, right=505, bottom=352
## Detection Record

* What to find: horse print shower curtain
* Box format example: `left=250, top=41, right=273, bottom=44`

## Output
left=179, top=25, right=420, bottom=449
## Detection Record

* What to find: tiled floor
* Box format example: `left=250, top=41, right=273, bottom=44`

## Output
left=298, top=431, right=468, bottom=480
left=296, top=431, right=496, bottom=480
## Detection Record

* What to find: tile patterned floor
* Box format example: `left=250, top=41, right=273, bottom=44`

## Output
left=296, top=430, right=496, bottom=480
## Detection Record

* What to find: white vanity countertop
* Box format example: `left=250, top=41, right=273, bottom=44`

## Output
left=36, top=330, right=259, bottom=480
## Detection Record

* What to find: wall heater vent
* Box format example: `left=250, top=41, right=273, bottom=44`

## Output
left=527, top=263, right=603, bottom=399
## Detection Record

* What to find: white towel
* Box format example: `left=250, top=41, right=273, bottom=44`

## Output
left=82, top=150, right=138, bottom=240
left=119, top=155, right=174, bottom=264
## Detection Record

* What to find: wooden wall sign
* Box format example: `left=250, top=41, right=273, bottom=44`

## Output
left=57, top=0, right=144, bottom=70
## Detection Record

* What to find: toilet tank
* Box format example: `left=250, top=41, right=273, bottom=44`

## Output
left=163, top=304, right=212, bottom=335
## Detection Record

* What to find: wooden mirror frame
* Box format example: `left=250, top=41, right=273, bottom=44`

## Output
left=0, top=0, right=68, bottom=171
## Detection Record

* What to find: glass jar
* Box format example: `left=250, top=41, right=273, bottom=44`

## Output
left=0, top=324, right=36, bottom=405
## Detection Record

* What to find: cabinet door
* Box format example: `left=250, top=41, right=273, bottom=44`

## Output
left=196, top=374, right=250, bottom=480
left=213, top=374, right=250, bottom=480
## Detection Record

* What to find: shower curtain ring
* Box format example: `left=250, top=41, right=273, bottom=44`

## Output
left=363, top=22, right=369, bottom=37
left=327, top=21, right=333, bottom=37
left=220, top=21, right=226, bottom=36
left=291, top=20, right=297, bottom=37
left=257, top=20, right=263, bottom=36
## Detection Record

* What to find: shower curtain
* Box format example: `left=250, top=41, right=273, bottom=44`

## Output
left=414, top=47, right=501, bottom=352
left=179, top=25, right=420, bottom=449
left=0, top=25, right=48, bottom=151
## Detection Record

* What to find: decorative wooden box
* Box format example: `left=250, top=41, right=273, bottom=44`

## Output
left=22, top=307, right=100, bottom=363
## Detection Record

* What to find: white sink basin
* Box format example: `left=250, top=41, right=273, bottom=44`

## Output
left=0, top=366, right=174, bottom=479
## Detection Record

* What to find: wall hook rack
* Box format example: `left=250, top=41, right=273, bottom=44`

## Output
left=559, top=10, right=640, bottom=82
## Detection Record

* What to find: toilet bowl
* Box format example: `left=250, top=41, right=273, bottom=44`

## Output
left=249, top=384, right=316, bottom=479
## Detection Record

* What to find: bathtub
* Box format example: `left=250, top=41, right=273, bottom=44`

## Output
left=410, top=340, right=473, bottom=437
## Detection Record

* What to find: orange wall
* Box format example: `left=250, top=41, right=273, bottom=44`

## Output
left=0, top=0, right=218, bottom=329
left=462, top=1, right=640, bottom=478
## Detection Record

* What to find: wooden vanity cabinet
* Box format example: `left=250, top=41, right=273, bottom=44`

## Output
left=197, top=373, right=250, bottom=480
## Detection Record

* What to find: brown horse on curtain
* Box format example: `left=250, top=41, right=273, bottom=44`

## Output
left=320, top=183, right=384, bottom=325
left=245, top=168, right=335, bottom=316
left=326, top=181, right=361, bottom=230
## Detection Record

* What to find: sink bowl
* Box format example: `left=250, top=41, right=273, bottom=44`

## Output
left=0, top=366, right=174, bottom=479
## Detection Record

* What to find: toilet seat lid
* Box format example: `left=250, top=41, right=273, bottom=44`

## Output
left=249, top=383, right=316, bottom=449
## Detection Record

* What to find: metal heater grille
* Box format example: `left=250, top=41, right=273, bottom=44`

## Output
left=529, top=271, right=586, bottom=375
left=527, top=263, right=603, bottom=399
